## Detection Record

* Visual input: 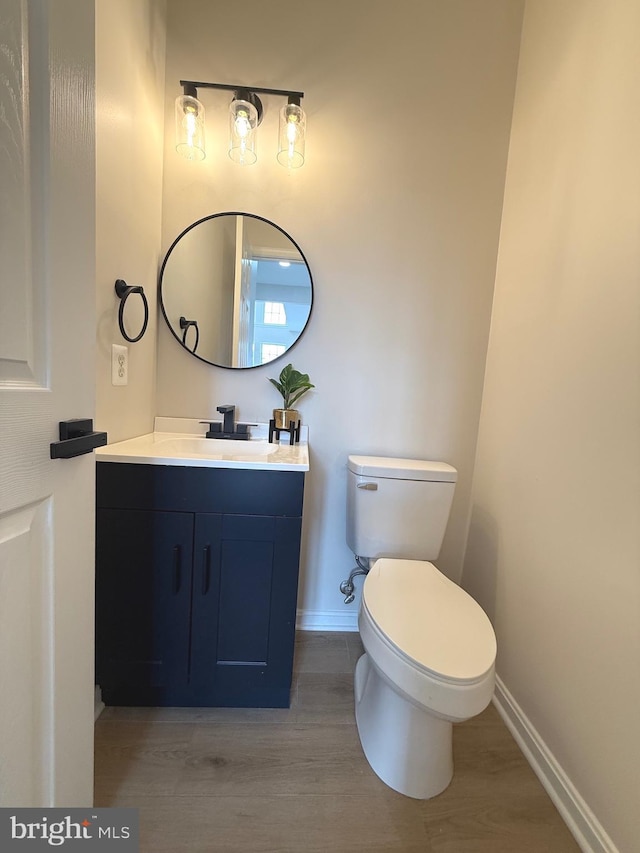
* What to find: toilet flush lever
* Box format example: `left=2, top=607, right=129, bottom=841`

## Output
left=357, top=482, right=378, bottom=490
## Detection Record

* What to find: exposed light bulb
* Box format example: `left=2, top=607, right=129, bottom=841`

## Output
left=184, top=108, right=198, bottom=143
left=277, top=101, right=306, bottom=169
left=235, top=109, right=251, bottom=138
left=234, top=109, right=252, bottom=162
left=287, top=114, right=299, bottom=142
left=229, top=98, right=258, bottom=165
left=175, top=94, right=205, bottom=161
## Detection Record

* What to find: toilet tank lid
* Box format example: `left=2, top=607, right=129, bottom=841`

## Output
left=348, top=455, right=457, bottom=482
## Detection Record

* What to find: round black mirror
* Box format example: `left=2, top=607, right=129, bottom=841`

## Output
left=159, top=212, right=313, bottom=369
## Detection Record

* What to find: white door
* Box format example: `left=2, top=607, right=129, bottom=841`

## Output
left=0, top=0, right=96, bottom=806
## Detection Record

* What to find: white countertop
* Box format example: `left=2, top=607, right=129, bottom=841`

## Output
left=95, top=418, right=309, bottom=472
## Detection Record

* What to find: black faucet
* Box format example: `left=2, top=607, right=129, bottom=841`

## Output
left=200, top=406, right=255, bottom=440
left=217, top=405, right=236, bottom=434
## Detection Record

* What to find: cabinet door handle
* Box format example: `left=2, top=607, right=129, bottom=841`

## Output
left=172, top=545, right=182, bottom=594
left=201, top=545, right=211, bottom=596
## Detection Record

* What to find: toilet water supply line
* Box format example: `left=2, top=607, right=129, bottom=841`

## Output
left=340, top=556, right=370, bottom=604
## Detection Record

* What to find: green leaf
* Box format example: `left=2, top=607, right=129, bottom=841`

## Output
left=267, top=363, right=315, bottom=409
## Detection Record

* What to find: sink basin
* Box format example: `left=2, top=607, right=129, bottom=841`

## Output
left=155, top=437, right=273, bottom=457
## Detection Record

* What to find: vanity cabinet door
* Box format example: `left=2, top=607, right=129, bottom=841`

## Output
left=95, top=508, right=194, bottom=704
left=191, top=513, right=302, bottom=707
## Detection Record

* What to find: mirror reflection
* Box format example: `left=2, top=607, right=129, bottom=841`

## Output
left=159, top=213, right=313, bottom=369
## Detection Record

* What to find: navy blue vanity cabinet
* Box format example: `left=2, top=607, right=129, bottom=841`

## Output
left=95, top=462, right=305, bottom=708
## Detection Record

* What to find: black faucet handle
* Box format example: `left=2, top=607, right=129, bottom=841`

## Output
left=216, top=405, right=235, bottom=414
left=235, top=423, right=258, bottom=435
left=199, top=420, right=221, bottom=437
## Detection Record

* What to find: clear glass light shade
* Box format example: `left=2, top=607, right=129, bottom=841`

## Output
left=175, top=94, right=205, bottom=160
left=229, top=99, right=258, bottom=165
left=277, top=102, right=306, bottom=169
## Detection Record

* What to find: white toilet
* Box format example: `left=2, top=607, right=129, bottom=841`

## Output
left=347, top=454, right=497, bottom=799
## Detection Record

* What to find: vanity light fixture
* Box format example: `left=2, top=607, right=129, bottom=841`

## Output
left=175, top=81, right=306, bottom=168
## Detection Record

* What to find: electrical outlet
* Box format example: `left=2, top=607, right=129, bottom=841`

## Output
left=111, top=344, right=128, bottom=386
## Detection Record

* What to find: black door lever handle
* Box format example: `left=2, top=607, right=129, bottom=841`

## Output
left=50, top=419, right=108, bottom=459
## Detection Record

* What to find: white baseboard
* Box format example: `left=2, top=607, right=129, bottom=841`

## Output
left=296, top=608, right=358, bottom=632
left=94, top=685, right=105, bottom=722
left=493, top=675, right=618, bottom=853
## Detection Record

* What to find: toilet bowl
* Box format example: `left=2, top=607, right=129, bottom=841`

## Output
left=354, top=558, right=496, bottom=799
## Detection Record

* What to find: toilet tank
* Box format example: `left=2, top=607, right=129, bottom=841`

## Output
left=346, top=455, right=457, bottom=561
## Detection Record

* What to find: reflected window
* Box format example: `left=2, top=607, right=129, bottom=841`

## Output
left=264, top=301, right=287, bottom=325
left=261, top=343, right=286, bottom=364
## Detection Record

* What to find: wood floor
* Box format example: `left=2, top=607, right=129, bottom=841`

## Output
left=95, top=631, right=581, bottom=852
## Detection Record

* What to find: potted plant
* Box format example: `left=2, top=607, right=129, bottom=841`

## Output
left=268, top=363, right=315, bottom=429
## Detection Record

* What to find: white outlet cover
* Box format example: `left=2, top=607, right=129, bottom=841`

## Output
left=111, top=343, right=128, bottom=386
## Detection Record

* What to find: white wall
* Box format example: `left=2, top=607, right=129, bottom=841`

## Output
left=96, top=0, right=167, bottom=443
left=462, top=2, right=640, bottom=850
left=158, top=0, right=524, bottom=626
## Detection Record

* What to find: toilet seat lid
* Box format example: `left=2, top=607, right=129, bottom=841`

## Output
left=362, top=559, right=496, bottom=684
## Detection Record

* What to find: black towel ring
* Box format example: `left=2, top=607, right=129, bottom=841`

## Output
left=179, top=316, right=200, bottom=354
left=115, top=279, right=149, bottom=343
